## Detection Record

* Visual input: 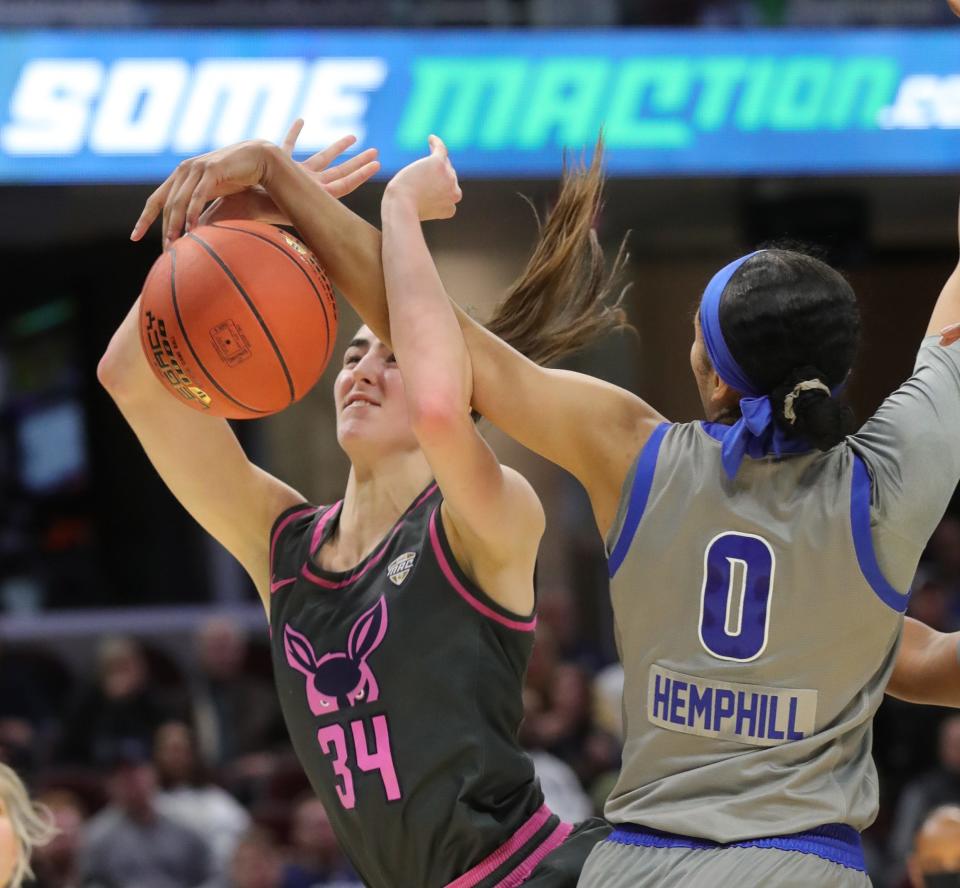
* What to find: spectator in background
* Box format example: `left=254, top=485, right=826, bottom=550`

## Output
left=521, top=624, right=592, bottom=766
left=908, top=805, right=960, bottom=888
left=0, top=644, right=60, bottom=779
left=191, top=618, right=281, bottom=789
left=908, top=568, right=956, bottom=634
left=280, top=797, right=360, bottom=888
left=0, top=762, right=56, bottom=888
left=30, top=790, right=85, bottom=888
left=929, top=516, right=960, bottom=622
left=891, top=715, right=960, bottom=874
left=209, top=828, right=284, bottom=888
left=537, top=586, right=600, bottom=671
left=525, top=743, right=594, bottom=825
left=59, top=636, right=172, bottom=768
left=153, top=720, right=251, bottom=875
left=78, top=740, right=210, bottom=888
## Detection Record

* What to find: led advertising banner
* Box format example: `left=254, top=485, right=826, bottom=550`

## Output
left=0, top=29, right=958, bottom=182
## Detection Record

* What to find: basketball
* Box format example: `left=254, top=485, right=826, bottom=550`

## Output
left=138, top=220, right=338, bottom=419
left=950, top=0, right=960, bottom=17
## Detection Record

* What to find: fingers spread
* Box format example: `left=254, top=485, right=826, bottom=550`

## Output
left=132, top=176, right=175, bottom=241
left=317, top=147, right=379, bottom=183
left=323, top=160, right=381, bottom=199
left=165, top=164, right=205, bottom=247
left=302, top=134, right=358, bottom=172
left=280, top=119, right=305, bottom=156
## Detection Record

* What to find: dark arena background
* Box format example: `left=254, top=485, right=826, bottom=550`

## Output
left=0, top=2, right=959, bottom=887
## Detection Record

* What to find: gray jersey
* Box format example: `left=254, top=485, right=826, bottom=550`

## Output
left=604, top=336, right=960, bottom=842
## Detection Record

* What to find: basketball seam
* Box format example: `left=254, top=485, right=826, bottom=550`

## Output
left=210, top=222, right=335, bottom=370
left=187, top=231, right=297, bottom=403
left=169, top=248, right=271, bottom=415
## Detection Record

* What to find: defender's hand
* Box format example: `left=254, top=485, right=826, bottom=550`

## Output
left=383, top=135, right=462, bottom=221
left=200, top=122, right=379, bottom=227
left=131, top=139, right=277, bottom=249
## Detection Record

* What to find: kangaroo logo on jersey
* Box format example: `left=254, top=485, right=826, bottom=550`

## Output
left=284, top=597, right=388, bottom=714
left=387, top=552, right=416, bottom=586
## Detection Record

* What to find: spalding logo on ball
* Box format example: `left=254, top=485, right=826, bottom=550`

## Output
left=139, top=220, right=338, bottom=419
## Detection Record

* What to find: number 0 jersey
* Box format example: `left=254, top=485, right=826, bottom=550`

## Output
left=269, top=482, right=571, bottom=888
left=604, top=337, right=960, bottom=842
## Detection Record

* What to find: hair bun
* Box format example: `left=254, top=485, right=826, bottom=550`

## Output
left=771, top=366, right=854, bottom=451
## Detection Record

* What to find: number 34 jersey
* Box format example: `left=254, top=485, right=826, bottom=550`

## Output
left=268, top=482, right=565, bottom=888
left=604, top=340, right=960, bottom=842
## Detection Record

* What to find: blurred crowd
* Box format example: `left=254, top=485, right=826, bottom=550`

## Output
left=1, top=0, right=954, bottom=28
left=2, top=515, right=960, bottom=887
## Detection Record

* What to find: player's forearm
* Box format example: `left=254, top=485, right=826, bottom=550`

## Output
left=887, top=618, right=960, bottom=707
left=97, top=297, right=160, bottom=403
left=262, top=146, right=391, bottom=344
left=916, top=630, right=960, bottom=707
left=381, top=189, right=472, bottom=418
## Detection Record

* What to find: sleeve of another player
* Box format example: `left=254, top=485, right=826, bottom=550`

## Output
left=849, top=337, right=960, bottom=592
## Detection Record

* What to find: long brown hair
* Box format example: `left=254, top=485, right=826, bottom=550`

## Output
left=484, top=135, right=632, bottom=366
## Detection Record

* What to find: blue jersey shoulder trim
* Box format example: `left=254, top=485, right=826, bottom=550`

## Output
left=608, top=422, right=671, bottom=579
left=850, top=455, right=910, bottom=613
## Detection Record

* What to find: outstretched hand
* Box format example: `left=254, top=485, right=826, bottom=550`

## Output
left=384, top=135, right=463, bottom=221
left=130, top=120, right=380, bottom=249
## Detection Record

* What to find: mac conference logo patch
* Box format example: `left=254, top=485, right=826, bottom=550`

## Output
left=387, top=552, right=416, bottom=586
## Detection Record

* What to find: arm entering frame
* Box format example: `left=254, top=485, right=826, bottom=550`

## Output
left=380, top=138, right=543, bottom=612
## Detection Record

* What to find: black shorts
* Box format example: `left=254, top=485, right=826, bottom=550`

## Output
left=525, top=819, right=612, bottom=887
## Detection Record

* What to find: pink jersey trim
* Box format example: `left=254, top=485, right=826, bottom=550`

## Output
left=444, top=804, right=554, bottom=888
left=270, top=506, right=318, bottom=588
left=301, top=524, right=404, bottom=590
left=310, top=501, right=344, bottom=555
left=495, top=821, right=574, bottom=888
left=270, top=576, right=297, bottom=595
left=412, top=482, right=440, bottom=511
left=428, top=508, right=536, bottom=633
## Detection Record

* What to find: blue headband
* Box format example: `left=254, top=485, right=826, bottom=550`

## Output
left=699, top=253, right=763, bottom=396
left=698, top=250, right=817, bottom=478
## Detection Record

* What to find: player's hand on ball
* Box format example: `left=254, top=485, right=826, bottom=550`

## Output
left=131, top=139, right=277, bottom=248
left=384, top=135, right=463, bottom=221
left=131, top=124, right=380, bottom=248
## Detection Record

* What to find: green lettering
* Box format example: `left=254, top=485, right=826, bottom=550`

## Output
left=829, top=57, right=900, bottom=129
left=397, top=57, right=527, bottom=150
left=736, top=57, right=776, bottom=131
left=517, top=58, right=610, bottom=149
left=605, top=58, right=693, bottom=149
left=769, top=57, right=833, bottom=130
left=694, top=57, right=748, bottom=131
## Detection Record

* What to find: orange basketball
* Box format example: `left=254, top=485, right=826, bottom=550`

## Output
left=139, top=220, right=338, bottom=419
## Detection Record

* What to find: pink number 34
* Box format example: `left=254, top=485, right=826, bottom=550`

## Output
left=317, top=715, right=401, bottom=809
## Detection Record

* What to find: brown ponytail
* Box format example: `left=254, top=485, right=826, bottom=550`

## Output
left=483, top=135, right=633, bottom=367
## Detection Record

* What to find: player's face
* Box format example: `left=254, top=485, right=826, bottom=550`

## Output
left=0, top=796, right=19, bottom=888
left=334, top=327, right=418, bottom=456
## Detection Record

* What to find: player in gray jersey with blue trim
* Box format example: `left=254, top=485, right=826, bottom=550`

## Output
left=144, top=118, right=960, bottom=884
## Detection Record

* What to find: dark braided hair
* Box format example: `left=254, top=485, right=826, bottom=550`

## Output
left=718, top=249, right=860, bottom=451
